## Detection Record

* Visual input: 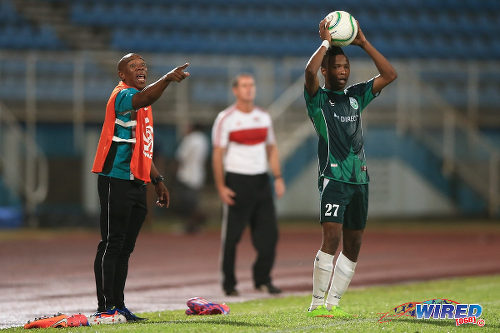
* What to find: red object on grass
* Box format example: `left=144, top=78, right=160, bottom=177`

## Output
left=186, top=297, right=230, bottom=315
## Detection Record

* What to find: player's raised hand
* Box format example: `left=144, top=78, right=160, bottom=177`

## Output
left=165, top=63, right=190, bottom=82
left=351, top=21, right=367, bottom=47
left=319, top=18, right=332, bottom=43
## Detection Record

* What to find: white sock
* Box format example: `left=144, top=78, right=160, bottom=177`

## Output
left=310, top=250, right=334, bottom=310
left=326, top=252, right=357, bottom=309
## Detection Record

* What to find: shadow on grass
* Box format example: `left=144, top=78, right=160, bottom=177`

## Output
left=137, top=318, right=269, bottom=328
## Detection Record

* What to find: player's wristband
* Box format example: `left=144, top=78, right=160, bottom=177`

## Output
left=151, top=175, right=165, bottom=185
left=274, top=174, right=282, bottom=179
left=321, top=40, right=330, bottom=50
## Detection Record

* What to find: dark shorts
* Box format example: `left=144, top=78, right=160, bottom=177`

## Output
left=319, top=178, right=368, bottom=230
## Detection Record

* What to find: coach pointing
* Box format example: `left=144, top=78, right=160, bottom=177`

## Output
left=91, top=53, right=189, bottom=322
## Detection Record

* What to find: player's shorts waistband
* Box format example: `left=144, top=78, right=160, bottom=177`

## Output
left=225, top=172, right=268, bottom=178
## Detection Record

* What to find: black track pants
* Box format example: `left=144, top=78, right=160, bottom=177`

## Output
left=221, top=172, right=278, bottom=291
left=94, top=175, right=147, bottom=311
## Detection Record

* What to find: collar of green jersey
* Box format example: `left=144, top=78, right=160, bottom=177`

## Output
left=322, top=86, right=345, bottom=95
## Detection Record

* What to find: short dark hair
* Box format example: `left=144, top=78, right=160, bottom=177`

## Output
left=117, top=53, right=143, bottom=72
left=232, top=73, right=254, bottom=87
left=321, top=46, right=346, bottom=68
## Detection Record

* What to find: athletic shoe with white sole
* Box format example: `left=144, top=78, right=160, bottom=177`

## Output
left=88, top=308, right=127, bottom=325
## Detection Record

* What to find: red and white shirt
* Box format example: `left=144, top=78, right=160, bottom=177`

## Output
left=212, top=105, right=276, bottom=175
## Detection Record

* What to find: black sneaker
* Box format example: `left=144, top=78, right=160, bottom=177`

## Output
left=224, top=288, right=240, bottom=296
left=256, top=283, right=282, bottom=294
left=116, top=307, right=147, bottom=322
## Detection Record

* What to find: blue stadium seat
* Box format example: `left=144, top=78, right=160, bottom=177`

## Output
left=0, top=0, right=24, bottom=24
left=387, top=35, right=410, bottom=58
left=2, top=0, right=499, bottom=59
left=36, top=60, right=74, bottom=74
left=491, top=38, right=500, bottom=59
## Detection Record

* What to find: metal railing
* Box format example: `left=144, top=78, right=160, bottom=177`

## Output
left=401, top=68, right=500, bottom=216
left=0, top=51, right=499, bottom=217
left=393, top=62, right=500, bottom=216
left=0, top=102, right=48, bottom=226
left=268, top=75, right=314, bottom=160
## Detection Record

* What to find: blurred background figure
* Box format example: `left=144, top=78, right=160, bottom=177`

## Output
left=173, top=122, right=209, bottom=234
left=212, top=73, right=286, bottom=296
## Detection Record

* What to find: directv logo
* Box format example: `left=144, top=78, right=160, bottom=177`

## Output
left=415, top=303, right=485, bottom=327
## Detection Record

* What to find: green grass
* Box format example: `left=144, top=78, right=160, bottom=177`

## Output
left=6, top=275, right=500, bottom=332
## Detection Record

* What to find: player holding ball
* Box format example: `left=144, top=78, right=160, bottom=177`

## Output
left=304, top=15, right=397, bottom=317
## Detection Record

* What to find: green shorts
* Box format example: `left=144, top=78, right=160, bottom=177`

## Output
left=319, top=178, right=368, bottom=230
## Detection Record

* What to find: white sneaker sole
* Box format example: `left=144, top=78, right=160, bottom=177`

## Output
left=88, top=313, right=127, bottom=325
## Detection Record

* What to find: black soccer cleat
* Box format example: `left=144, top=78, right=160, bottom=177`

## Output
left=116, top=307, right=147, bottom=322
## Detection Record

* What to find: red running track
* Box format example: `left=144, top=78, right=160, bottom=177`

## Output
left=1, top=225, right=499, bottom=328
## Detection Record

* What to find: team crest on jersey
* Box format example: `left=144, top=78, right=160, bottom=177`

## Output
left=349, top=97, right=359, bottom=110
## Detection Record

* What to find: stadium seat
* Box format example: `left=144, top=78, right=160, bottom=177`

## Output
left=2, top=0, right=500, bottom=58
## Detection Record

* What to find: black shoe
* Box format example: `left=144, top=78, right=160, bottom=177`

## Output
left=116, top=307, right=147, bottom=321
left=224, top=288, right=240, bottom=296
left=256, top=283, right=282, bottom=294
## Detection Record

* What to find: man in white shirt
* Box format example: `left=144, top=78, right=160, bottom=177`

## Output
left=211, top=73, right=286, bottom=296
left=175, top=123, right=209, bottom=233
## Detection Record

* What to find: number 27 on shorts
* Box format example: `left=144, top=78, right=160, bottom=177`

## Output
left=324, top=203, right=339, bottom=217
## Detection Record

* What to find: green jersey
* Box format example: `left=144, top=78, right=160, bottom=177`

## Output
left=304, top=78, right=378, bottom=185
